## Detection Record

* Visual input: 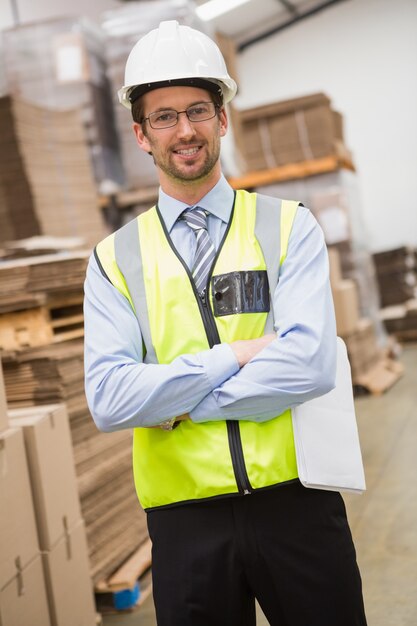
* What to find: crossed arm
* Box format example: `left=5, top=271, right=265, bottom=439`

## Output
left=84, top=207, right=336, bottom=432
left=174, top=334, right=276, bottom=422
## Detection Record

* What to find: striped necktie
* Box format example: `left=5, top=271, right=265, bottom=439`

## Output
left=182, top=208, right=216, bottom=294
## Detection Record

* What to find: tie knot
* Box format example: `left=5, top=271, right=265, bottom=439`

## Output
left=181, top=207, right=208, bottom=232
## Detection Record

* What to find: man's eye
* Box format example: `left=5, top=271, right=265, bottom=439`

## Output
left=189, top=106, right=208, bottom=116
left=154, top=111, right=176, bottom=123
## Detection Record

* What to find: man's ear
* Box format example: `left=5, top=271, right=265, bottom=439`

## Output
left=219, top=107, right=228, bottom=138
left=133, top=122, right=152, bottom=155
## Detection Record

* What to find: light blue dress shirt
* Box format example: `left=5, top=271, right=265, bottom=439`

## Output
left=84, top=175, right=336, bottom=431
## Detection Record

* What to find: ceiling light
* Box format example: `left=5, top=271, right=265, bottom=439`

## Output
left=196, top=0, right=252, bottom=22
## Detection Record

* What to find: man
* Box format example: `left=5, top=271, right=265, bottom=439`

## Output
left=84, top=20, right=367, bottom=626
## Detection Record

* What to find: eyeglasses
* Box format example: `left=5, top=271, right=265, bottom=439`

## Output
left=143, top=101, right=219, bottom=129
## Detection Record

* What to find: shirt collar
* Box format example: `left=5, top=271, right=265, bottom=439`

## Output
left=157, top=174, right=235, bottom=233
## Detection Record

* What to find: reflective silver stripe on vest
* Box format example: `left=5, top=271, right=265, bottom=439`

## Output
left=254, top=194, right=283, bottom=334
left=114, top=218, right=158, bottom=364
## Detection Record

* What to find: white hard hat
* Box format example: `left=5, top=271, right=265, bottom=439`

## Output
left=118, top=20, right=237, bottom=109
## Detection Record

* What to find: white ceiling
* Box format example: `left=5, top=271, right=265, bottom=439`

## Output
left=0, top=0, right=350, bottom=50
left=194, top=0, right=350, bottom=48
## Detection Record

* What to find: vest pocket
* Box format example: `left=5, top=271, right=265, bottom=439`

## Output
left=211, top=270, right=270, bottom=316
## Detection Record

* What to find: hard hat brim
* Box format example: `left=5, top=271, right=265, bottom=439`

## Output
left=128, top=77, right=224, bottom=105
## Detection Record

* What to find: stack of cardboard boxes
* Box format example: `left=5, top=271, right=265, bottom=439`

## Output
left=0, top=361, right=51, bottom=625
left=235, top=92, right=351, bottom=173
left=373, top=246, right=417, bottom=341
left=0, top=95, right=108, bottom=248
left=373, top=246, right=417, bottom=307
left=0, top=97, right=41, bottom=243
left=0, top=362, right=97, bottom=625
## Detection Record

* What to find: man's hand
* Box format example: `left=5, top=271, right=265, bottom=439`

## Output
left=229, top=333, right=276, bottom=368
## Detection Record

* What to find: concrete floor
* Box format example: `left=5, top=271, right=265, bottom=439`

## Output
left=101, top=344, right=417, bottom=626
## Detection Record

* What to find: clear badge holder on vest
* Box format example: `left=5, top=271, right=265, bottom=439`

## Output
left=211, top=270, right=270, bottom=317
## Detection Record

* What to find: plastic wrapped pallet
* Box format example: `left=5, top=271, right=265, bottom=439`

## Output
left=256, top=168, right=386, bottom=346
left=2, top=17, right=123, bottom=190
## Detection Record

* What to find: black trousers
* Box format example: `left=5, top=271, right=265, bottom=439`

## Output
left=147, top=482, right=367, bottom=626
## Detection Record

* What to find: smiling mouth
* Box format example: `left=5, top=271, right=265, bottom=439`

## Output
left=174, top=146, right=202, bottom=157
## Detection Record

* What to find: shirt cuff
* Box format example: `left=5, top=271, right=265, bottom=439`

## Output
left=199, top=343, right=239, bottom=390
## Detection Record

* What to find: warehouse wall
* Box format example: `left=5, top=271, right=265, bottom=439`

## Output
left=235, top=0, right=417, bottom=252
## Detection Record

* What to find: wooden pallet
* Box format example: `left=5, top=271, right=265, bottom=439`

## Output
left=227, top=154, right=355, bottom=190
left=95, top=569, right=153, bottom=615
left=353, top=357, right=404, bottom=396
left=0, top=307, right=53, bottom=351
left=47, top=292, right=84, bottom=343
left=0, top=294, right=84, bottom=351
left=95, top=539, right=153, bottom=615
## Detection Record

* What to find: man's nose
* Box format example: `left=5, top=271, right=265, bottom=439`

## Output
left=176, top=111, right=197, bottom=139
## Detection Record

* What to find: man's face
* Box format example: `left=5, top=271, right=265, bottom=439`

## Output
left=133, top=86, right=227, bottom=185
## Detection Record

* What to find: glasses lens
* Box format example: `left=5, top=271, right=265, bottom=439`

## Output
left=149, top=110, right=178, bottom=129
left=147, top=102, right=217, bottom=129
left=187, top=102, right=216, bottom=122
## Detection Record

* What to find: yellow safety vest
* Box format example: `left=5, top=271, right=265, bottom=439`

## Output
left=95, top=189, right=300, bottom=510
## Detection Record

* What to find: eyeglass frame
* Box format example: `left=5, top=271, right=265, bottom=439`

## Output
left=141, top=101, right=220, bottom=130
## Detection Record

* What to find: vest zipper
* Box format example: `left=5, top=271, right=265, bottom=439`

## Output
left=199, top=289, right=221, bottom=346
left=199, top=289, right=252, bottom=496
left=227, top=422, right=252, bottom=495
left=155, top=199, right=252, bottom=496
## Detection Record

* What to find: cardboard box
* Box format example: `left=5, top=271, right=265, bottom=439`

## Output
left=8, top=404, right=82, bottom=551
left=344, top=318, right=381, bottom=378
left=237, top=93, right=346, bottom=172
left=332, top=279, right=360, bottom=337
left=372, top=246, right=416, bottom=273
left=0, top=554, right=51, bottom=626
left=42, top=520, right=96, bottom=626
left=0, top=360, right=8, bottom=432
left=328, top=246, right=343, bottom=286
left=0, top=428, right=39, bottom=590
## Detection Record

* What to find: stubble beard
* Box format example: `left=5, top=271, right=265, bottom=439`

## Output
left=166, top=140, right=220, bottom=183
left=148, top=126, right=221, bottom=184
